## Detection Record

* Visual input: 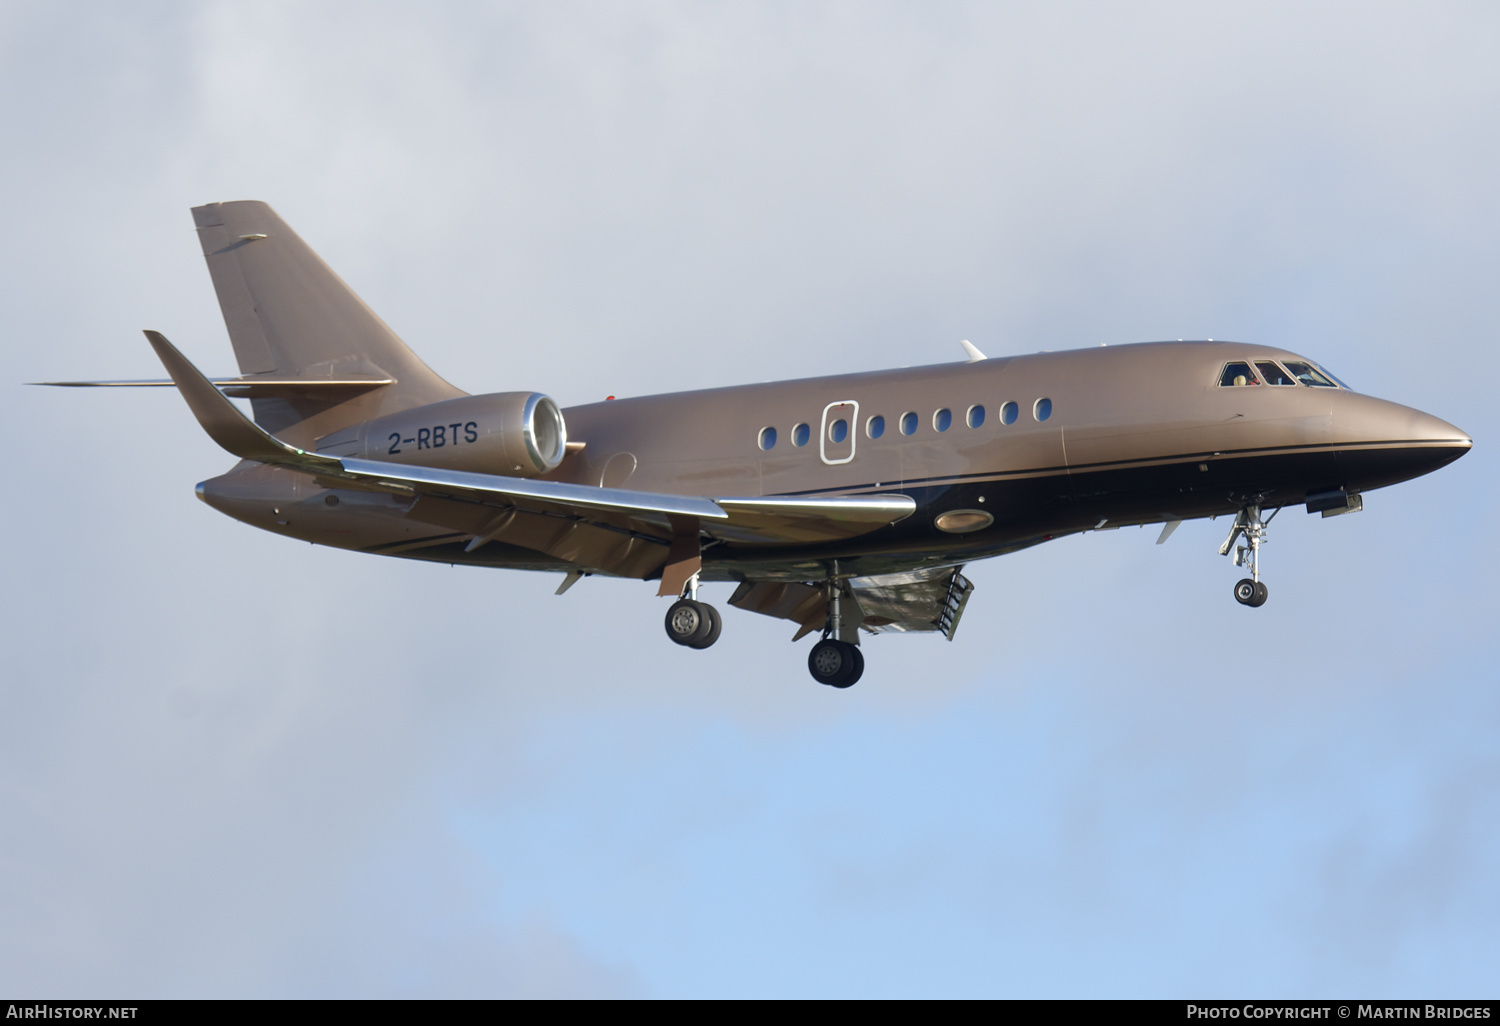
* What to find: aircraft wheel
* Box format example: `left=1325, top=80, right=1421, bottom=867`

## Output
left=1233, top=579, right=1258, bottom=606
left=809, top=638, right=861, bottom=688
left=688, top=603, right=722, bottom=649
left=1250, top=581, right=1269, bottom=607
left=665, top=599, right=713, bottom=647
left=845, top=645, right=865, bottom=686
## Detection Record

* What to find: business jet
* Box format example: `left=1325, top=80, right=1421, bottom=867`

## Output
left=39, top=202, right=1472, bottom=687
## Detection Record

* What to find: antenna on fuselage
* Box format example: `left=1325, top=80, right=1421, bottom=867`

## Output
left=959, top=339, right=987, bottom=363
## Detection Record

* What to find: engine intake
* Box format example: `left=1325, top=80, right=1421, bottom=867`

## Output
left=316, top=392, right=568, bottom=476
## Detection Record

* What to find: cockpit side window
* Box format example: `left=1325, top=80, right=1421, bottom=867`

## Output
left=1218, top=361, right=1260, bottom=387
left=1282, top=360, right=1338, bottom=387
left=1256, top=361, right=1297, bottom=386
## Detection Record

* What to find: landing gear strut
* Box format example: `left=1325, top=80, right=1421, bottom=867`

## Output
left=1219, top=503, right=1277, bottom=607
left=663, top=573, right=721, bottom=649
left=807, top=569, right=864, bottom=688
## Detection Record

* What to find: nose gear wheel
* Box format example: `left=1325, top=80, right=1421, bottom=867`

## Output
left=1233, top=578, right=1268, bottom=607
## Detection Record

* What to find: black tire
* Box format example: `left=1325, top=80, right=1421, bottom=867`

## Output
left=808, top=638, right=859, bottom=687
left=689, top=603, right=722, bottom=649
left=1233, top=579, right=1258, bottom=606
left=1250, top=581, right=1269, bottom=607
left=841, top=646, right=865, bottom=687
left=665, top=599, right=711, bottom=646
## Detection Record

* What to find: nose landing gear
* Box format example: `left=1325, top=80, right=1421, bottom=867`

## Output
left=1220, top=503, right=1277, bottom=607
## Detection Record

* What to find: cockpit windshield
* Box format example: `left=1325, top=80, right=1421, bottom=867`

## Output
left=1282, top=360, right=1338, bottom=388
left=1256, top=361, right=1296, bottom=385
left=1218, top=357, right=1349, bottom=389
left=1218, top=362, right=1260, bottom=387
left=1313, top=362, right=1350, bottom=389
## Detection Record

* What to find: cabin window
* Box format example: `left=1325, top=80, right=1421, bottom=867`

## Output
left=793, top=423, right=811, bottom=447
left=934, top=408, right=952, bottom=432
left=1282, top=361, right=1338, bottom=387
left=829, top=418, right=849, bottom=443
left=967, top=404, right=985, bottom=428
left=866, top=414, right=885, bottom=439
left=1218, top=362, right=1259, bottom=387
left=1034, top=397, right=1053, bottom=422
left=1000, top=401, right=1019, bottom=425
left=758, top=426, right=777, bottom=450
left=1256, top=362, right=1297, bottom=386
left=900, top=411, right=918, bottom=435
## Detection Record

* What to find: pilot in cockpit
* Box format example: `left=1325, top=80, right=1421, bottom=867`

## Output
left=1219, top=361, right=1260, bottom=387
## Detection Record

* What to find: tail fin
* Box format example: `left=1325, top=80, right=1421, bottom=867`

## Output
left=191, top=200, right=464, bottom=445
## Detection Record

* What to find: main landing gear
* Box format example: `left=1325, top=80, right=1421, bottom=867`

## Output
left=663, top=573, right=721, bottom=649
left=661, top=566, right=866, bottom=688
left=807, top=573, right=864, bottom=688
left=1219, top=503, right=1278, bottom=608
left=808, top=638, right=863, bottom=688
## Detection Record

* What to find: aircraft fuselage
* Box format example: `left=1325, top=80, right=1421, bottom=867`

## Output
left=198, top=339, right=1469, bottom=583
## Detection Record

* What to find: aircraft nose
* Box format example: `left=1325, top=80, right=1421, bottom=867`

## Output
left=1414, top=410, right=1471, bottom=448
left=1336, top=392, right=1470, bottom=446
left=1331, top=393, right=1470, bottom=490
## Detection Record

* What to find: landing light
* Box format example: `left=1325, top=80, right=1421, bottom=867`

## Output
left=935, top=509, right=993, bottom=534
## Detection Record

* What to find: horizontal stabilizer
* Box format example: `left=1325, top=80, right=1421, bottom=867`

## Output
left=31, top=376, right=395, bottom=397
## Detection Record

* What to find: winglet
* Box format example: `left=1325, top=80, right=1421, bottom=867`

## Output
left=959, top=339, right=987, bottom=363
left=143, top=330, right=341, bottom=473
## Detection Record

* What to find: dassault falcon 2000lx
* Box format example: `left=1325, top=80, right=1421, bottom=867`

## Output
left=40, top=201, right=1472, bottom=687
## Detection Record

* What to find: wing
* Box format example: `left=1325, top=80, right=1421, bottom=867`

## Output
left=143, top=331, right=915, bottom=554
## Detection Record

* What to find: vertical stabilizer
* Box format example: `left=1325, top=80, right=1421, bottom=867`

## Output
left=191, top=200, right=465, bottom=445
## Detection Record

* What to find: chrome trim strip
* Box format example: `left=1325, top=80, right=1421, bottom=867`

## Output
left=339, top=457, right=729, bottom=520
left=717, top=494, right=916, bottom=524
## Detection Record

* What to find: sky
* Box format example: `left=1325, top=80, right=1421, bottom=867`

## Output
left=2, top=1, right=1498, bottom=998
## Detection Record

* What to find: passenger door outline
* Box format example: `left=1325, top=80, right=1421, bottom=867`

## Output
left=820, top=400, right=859, bottom=465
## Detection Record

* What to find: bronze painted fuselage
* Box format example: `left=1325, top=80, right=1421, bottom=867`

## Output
left=198, top=340, right=1470, bottom=582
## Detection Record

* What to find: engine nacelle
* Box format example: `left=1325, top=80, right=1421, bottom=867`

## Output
left=316, top=392, right=568, bottom=476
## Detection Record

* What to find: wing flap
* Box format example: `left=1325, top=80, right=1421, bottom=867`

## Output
left=729, top=567, right=973, bottom=641
left=850, top=566, right=974, bottom=639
